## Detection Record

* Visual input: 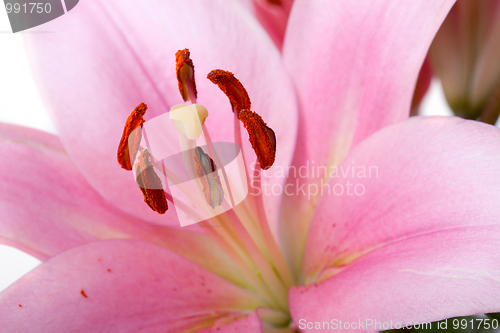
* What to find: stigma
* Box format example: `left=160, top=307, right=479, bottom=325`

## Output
left=169, top=103, right=208, bottom=140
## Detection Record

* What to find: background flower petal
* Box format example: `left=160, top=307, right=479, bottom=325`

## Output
left=251, top=0, right=292, bottom=51
left=0, top=123, right=247, bottom=286
left=303, top=117, right=500, bottom=283
left=279, top=0, right=457, bottom=276
left=0, top=240, right=262, bottom=331
left=430, top=0, right=500, bottom=121
left=25, top=0, right=297, bottom=225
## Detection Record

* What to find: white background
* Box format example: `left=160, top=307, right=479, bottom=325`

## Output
left=0, top=8, right=453, bottom=292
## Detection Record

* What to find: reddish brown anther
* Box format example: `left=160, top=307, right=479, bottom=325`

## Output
left=194, top=149, right=219, bottom=180
left=207, top=70, right=251, bottom=114
left=135, top=149, right=168, bottom=214
left=176, top=48, right=197, bottom=102
left=238, top=110, right=276, bottom=170
left=117, top=103, right=147, bottom=170
left=194, top=147, right=223, bottom=208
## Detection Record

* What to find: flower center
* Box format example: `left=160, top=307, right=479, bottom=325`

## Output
left=117, top=49, right=294, bottom=328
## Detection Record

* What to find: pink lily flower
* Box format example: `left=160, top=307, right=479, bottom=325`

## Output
left=1, top=0, right=500, bottom=331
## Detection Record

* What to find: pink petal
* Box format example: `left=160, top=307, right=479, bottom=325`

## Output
left=291, top=117, right=500, bottom=326
left=283, top=0, right=456, bottom=159
left=25, top=0, right=297, bottom=225
left=0, top=123, right=247, bottom=286
left=279, top=0, right=456, bottom=275
left=0, top=122, right=146, bottom=259
left=0, top=240, right=262, bottom=331
left=290, top=226, right=500, bottom=329
left=303, top=117, right=500, bottom=281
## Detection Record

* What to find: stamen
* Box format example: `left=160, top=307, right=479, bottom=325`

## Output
left=117, top=103, right=147, bottom=170
left=175, top=48, right=197, bottom=102
left=238, top=110, right=276, bottom=170
left=207, top=70, right=251, bottom=114
left=194, top=147, right=224, bottom=208
left=135, top=149, right=168, bottom=214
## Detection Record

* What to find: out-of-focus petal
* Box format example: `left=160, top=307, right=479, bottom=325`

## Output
left=280, top=0, right=456, bottom=276
left=430, top=0, right=500, bottom=122
left=291, top=227, right=500, bottom=331
left=0, top=240, right=262, bottom=331
left=251, top=0, right=291, bottom=51
left=25, top=0, right=297, bottom=225
left=303, top=117, right=500, bottom=282
left=0, top=123, right=248, bottom=286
